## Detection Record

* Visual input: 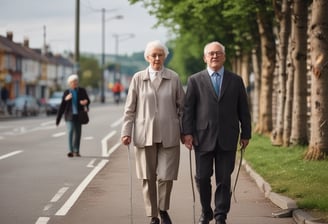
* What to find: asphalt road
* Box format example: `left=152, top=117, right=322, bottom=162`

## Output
left=0, top=103, right=124, bottom=224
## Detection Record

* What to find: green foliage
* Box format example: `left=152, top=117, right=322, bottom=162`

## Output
left=245, top=134, right=328, bottom=213
left=128, top=0, right=264, bottom=79
left=79, top=55, right=101, bottom=89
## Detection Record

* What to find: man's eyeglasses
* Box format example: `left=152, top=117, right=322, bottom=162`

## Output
left=206, top=51, right=224, bottom=57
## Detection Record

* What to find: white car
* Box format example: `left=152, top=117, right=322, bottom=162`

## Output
left=46, top=92, right=63, bottom=115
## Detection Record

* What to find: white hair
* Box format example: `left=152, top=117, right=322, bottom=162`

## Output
left=67, top=74, right=79, bottom=85
left=204, top=41, right=226, bottom=54
left=144, top=40, right=169, bottom=61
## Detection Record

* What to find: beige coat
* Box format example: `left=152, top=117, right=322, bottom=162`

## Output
left=121, top=67, right=185, bottom=148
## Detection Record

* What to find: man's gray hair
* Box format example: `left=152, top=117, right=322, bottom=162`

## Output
left=204, top=41, right=226, bottom=54
left=144, top=40, right=169, bottom=60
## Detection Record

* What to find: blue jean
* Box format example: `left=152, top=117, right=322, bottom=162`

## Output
left=66, top=116, right=82, bottom=153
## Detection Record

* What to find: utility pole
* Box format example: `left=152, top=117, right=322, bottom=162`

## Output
left=74, top=0, right=80, bottom=76
left=99, top=10, right=123, bottom=104
left=112, top=33, right=134, bottom=82
left=100, top=8, right=105, bottom=103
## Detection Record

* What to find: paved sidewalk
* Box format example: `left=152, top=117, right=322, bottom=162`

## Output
left=49, top=143, right=299, bottom=224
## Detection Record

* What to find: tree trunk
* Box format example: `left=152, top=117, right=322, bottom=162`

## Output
left=283, top=35, right=295, bottom=146
left=271, top=0, right=292, bottom=146
left=241, top=53, right=250, bottom=87
left=251, top=47, right=261, bottom=124
left=255, top=6, right=276, bottom=135
left=305, top=0, right=328, bottom=160
left=290, top=0, right=309, bottom=145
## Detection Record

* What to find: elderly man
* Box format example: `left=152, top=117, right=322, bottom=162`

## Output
left=183, top=41, right=251, bottom=224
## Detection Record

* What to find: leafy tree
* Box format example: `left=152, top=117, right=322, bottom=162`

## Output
left=271, top=0, right=292, bottom=146
left=79, top=55, right=101, bottom=89
left=305, top=0, right=328, bottom=160
left=290, top=0, right=309, bottom=146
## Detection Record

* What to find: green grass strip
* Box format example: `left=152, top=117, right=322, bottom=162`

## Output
left=244, top=134, right=328, bottom=215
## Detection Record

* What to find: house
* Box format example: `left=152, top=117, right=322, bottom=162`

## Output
left=0, top=32, right=74, bottom=102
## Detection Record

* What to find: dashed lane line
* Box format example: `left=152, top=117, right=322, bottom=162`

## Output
left=55, top=159, right=109, bottom=216
left=35, top=217, right=50, bottom=224
left=50, top=187, right=69, bottom=203
left=0, top=150, right=23, bottom=160
left=52, top=132, right=66, bottom=138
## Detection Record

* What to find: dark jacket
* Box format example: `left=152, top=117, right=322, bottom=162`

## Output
left=56, top=87, right=90, bottom=125
left=182, top=69, right=251, bottom=151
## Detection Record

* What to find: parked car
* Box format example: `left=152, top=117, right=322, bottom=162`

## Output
left=46, top=91, right=63, bottom=115
left=10, top=95, right=40, bottom=116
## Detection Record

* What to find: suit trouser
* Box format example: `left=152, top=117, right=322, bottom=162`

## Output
left=135, top=143, right=180, bottom=217
left=195, top=148, right=236, bottom=221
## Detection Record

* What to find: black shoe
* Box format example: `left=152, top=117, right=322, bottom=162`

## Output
left=67, top=152, right=73, bottom=157
left=216, top=220, right=226, bottom=224
left=150, top=217, right=160, bottom=224
left=198, top=212, right=213, bottom=224
left=74, top=152, right=81, bottom=157
left=159, top=210, right=172, bottom=224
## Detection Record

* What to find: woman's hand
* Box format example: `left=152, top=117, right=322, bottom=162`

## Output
left=65, top=93, right=72, bottom=101
left=80, top=99, right=88, bottom=106
left=121, top=136, right=131, bottom=145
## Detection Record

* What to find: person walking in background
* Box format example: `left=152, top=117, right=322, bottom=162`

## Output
left=1, top=85, right=9, bottom=115
left=56, top=74, right=90, bottom=157
left=182, top=41, right=251, bottom=224
left=112, top=80, right=124, bottom=104
left=121, top=40, right=185, bottom=224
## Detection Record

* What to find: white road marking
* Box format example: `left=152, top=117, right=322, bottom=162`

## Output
left=35, top=217, right=50, bottom=224
left=83, top=136, right=94, bottom=140
left=52, top=132, right=66, bottom=138
left=50, top=187, right=69, bottom=202
left=110, top=117, right=123, bottom=128
left=0, top=150, right=23, bottom=160
left=40, top=121, right=55, bottom=126
left=87, top=159, right=96, bottom=168
left=101, top=130, right=116, bottom=157
left=55, top=159, right=109, bottom=216
left=43, top=204, right=52, bottom=211
left=106, top=142, right=122, bottom=157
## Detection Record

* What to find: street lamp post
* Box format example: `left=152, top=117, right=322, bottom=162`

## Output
left=74, top=0, right=80, bottom=76
left=100, top=10, right=123, bottom=103
left=112, top=33, right=135, bottom=82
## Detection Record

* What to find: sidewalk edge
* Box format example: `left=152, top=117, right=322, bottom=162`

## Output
left=243, top=160, right=327, bottom=224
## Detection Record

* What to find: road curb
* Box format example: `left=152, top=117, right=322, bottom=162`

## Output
left=243, top=160, right=327, bottom=224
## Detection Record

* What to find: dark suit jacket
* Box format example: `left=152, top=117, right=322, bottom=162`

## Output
left=56, top=87, right=90, bottom=125
left=182, top=69, right=251, bottom=151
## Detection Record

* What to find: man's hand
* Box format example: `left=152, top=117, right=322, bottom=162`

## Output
left=240, top=139, right=249, bottom=150
left=183, top=135, right=193, bottom=150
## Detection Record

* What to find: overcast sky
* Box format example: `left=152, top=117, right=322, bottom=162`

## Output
left=0, top=0, right=171, bottom=55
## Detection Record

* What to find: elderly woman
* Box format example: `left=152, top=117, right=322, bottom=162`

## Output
left=56, top=74, right=90, bottom=157
left=121, top=40, right=185, bottom=224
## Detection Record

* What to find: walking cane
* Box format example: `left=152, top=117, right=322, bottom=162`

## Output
left=189, top=149, right=196, bottom=224
left=232, top=146, right=245, bottom=203
left=127, top=144, right=134, bottom=224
